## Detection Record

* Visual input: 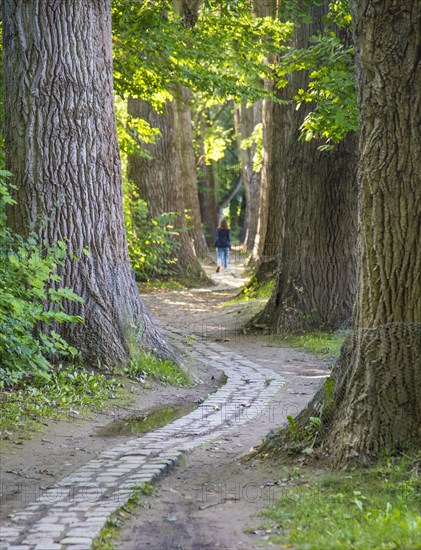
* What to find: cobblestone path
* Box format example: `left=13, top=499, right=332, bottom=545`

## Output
left=0, top=332, right=285, bottom=550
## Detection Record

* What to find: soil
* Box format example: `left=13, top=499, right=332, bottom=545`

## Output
left=116, top=260, right=330, bottom=550
left=0, top=257, right=330, bottom=549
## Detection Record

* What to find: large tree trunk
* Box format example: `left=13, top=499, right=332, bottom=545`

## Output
left=324, top=0, right=421, bottom=464
left=254, top=132, right=358, bottom=331
left=261, top=0, right=421, bottom=467
left=127, top=97, right=206, bottom=280
left=3, top=0, right=173, bottom=366
left=252, top=2, right=358, bottom=330
left=234, top=102, right=262, bottom=251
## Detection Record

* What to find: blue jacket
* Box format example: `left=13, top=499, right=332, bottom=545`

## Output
left=215, top=228, right=231, bottom=249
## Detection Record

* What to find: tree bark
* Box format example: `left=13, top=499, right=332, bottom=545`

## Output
left=252, top=1, right=358, bottom=329
left=234, top=102, right=262, bottom=251
left=175, top=88, right=208, bottom=259
left=197, top=113, right=218, bottom=247
left=251, top=89, right=284, bottom=282
left=261, top=0, right=421, bottom=467
left=324, top=0, right=421, bottom=464
left=3, top=0, right=173, bottom=366
left=127, top=97, right=206, bottom=280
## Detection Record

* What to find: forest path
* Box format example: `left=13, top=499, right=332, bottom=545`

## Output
left=0, top=257, right=329, bottom=550
left=114, top=257, right=329, bottom=550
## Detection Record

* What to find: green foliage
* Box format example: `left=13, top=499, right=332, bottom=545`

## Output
left=294, top=35, right=358, bottom=146
left=260, top=455, right=421, bottom=549
left=123, top=180, right=180, bottom=280
left=0, top=171, right=83, bottom=386
left=328, top=0, right=352, bottom=28
left=112, top=0, right=292, bottom=106
left=204, top=120, right=233, bottom=164
left=115, top=97, right=161, bottom=157
left=125, top=349, right=193, bottom=387
left=0, top=364, right=120, bottom=438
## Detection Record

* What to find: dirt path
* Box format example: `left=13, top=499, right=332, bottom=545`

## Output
left=0, top=259, right=329, bottom=549
left=115, top=261, right=329, bottom=550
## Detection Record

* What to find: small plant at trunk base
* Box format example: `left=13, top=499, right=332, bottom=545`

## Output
left=123, top=179, right=180, bottom=281
left=0, top=171, right=83, bottom=386
left=287, top=415, right=299, bottom=444
left=125, top=349, right=193, bottom=387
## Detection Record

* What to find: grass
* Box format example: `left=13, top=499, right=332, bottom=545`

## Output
left=126, top=350, right=193, bottom=387
left=92, top=482, right=155, bottom=550
left=0, top=365, right=121, bottom=440
left=0, top=351, right=193, bottom=441
left=224, top=279, right=275, bottom=306
left=278, top=330, right=346, bottom=360
left=259, top=454, right=421, bottom=549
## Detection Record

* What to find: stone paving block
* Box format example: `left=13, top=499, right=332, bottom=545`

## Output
left=64, top=527, right=102, bottom=538
left=60, top=537, right=93, bottom=545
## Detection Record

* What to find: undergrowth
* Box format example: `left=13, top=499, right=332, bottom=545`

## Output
left=0, top=365, right=121, bottom=439
left=259, top=454, right=421, bottom=549
left=126, top=350, right=193, bottom=387
left=0, top=170, right=83, bottom=386
left=1, top=351, right=193, bottom=441
left=224, top=277, right=275, bottom=306
left=279, top=329, right=346, bottom=360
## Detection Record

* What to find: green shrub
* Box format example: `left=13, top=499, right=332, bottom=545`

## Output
left=123, top=179, right=180, bottom=281
left=0, top=170, right=83, bottom=386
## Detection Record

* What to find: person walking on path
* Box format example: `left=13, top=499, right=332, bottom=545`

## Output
left=215, top=219, right=231, bottom=272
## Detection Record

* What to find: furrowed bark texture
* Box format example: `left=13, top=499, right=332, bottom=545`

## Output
left=3, top=0, right=173, bottom=365
left=127, top=97, right=206, bottom=279
left=235, top=103, right=262, bottom=251
left=267, top=0, right=421, bottom=467
left=252, top=1, right=358, bottom=329
left=324, top=0, right=421, bottom=464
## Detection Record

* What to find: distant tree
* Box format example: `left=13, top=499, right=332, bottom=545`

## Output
left=251, top=0, right=358, bottom=331
left=127, top=96, right=207, bottom=279
left=234, top=102, right=262, bottom=251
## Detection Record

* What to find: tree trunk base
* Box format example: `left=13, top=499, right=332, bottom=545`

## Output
left=64, top=257, right=175, bottom=368
left=254, top=322, right=421, bottom=468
